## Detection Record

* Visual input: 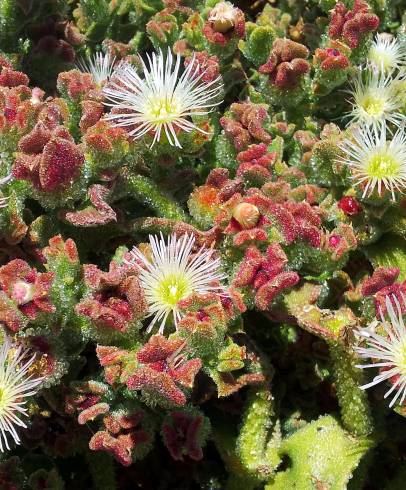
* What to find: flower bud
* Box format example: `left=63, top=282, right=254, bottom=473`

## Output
left=209, top=2, right=238, bottom=33
left=338, top=196, right=362, bottom=215
left=232, top=202, right=260, bottom=229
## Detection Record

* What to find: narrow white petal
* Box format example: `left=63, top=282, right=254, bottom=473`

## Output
left=76, top=51, right=116, bottom=85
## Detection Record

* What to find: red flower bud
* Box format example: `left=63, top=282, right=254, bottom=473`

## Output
left=329, top=235, right=341, bottom=248
left=338, top=196, right=362, bottom=215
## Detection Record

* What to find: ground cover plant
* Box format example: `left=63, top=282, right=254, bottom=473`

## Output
left=1, top=0, right=406, bottom=488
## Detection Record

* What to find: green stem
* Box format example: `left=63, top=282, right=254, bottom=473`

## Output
left=128, top=217, right=193, bottom=236
left=85, top=450, right=117, bottom=490
left=66, top=99, right=82, bottom=143
left=328, top=340, right=373, bottom=437
left=121, top=171, right=187, bottom=221
left=236, top=386, right=281, bottom=482
left=127, top=217, right=218, bottom=249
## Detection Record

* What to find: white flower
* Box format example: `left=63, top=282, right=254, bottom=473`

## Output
left=127, top=233, right=226, bottom=333
left=368, top=33, right=406, bottom=73
left=338, top=122, right=406, bottom=199
left=102, top=49, right=223, bottom=148
left=356, top=295, right=406, bottom=408
left=76, top=51, right=116, bottom=85
left=346, top=71, right=405, bottom=127
left=0, top=337, right=43, bottom=451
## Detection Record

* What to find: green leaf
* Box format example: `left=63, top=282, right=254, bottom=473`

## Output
left=266, top=416, right=374, bottom=490
left=365, top=233, right=406, bottom=280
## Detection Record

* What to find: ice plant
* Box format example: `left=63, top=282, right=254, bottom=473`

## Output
left=368, top=34, right=406, bottom=73
left=127, top=233, right=225, bottom=333
left=102, top=49, right=223, bottom=147
left=3, top=0, right=406, bottom=485
left=356, top=295, right=406, bottom=408
left=346, top=71, right=405, bottom=127
left=338, top=122, right=406, bottom=199
left=0, top=337, right=42, bottom=451
left=76, top=51, right=116, bottom=85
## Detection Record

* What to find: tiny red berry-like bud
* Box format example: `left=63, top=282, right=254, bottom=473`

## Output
left=329, top=235, right=341, bottom=248
left=338, top=196, right=362, bottom=215
left=326, top=48, right=340, bottom=56
left=4, top=108, right=17, bottom=122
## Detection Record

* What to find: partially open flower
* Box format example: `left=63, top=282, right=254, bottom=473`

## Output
left=11, top=281, right=35, bottom=305
left=208, top=2, right=241, bottom=33
left=203, top=1, right=245, bottom=46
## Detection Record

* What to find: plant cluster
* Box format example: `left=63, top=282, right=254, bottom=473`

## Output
left=1, top=0, right=406, bottom=488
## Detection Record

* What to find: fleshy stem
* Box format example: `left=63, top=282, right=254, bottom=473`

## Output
left=126, top=217, right=219, bottom=252
left=85, top=450, right=117, bottom=490
left=120, top=170, right=188, bottom=221
left=236, top=385, right=281, bottom=482
left=128, top=217, right=195, bottom=236
left=212, top=346, right=279, bottom=488
left=328, top=340, right=374, bottom=437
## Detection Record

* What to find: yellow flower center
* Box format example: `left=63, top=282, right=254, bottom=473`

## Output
left=0, top=386, right=8, bottom=413
left=366, top=150, right=400, bottom=179
left=393, top=342, right=406, bottom=376
left=147, top=96, right=181, bottom=124
left=156, top=273, right=191, bottom=307
left=362, top=93, right=385, bottom=117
